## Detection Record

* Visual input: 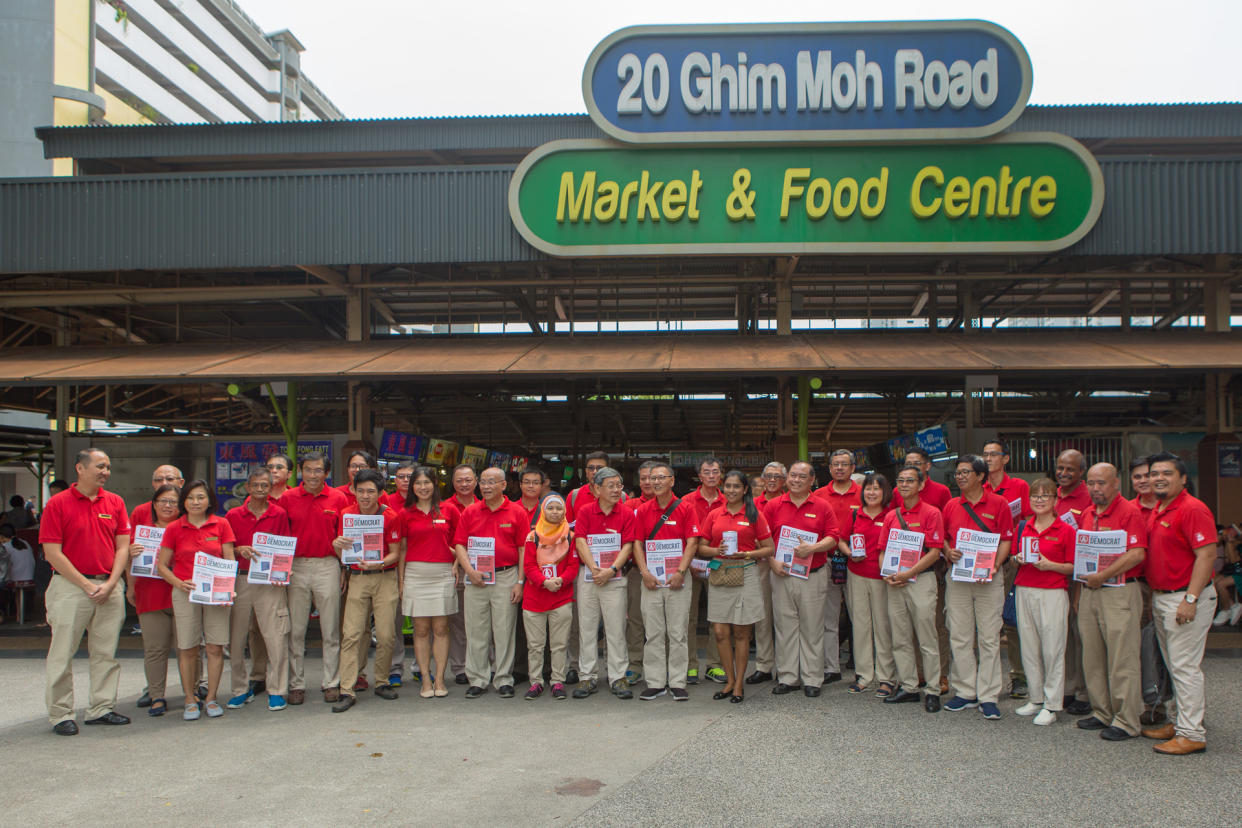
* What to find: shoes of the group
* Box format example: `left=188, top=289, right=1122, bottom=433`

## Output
left=1009, top=678, right=1029, bottom=699
left=1015, top=702, right=1041, bottom=716
left=706, top=667, right=727, bottom=684
left=625, top=670, right=643, bottom=685
left=804, top=686, right=822, bottom=698
left=1033, top=709, right=1056, bottom=726
left=374, top=685, right=398, bottom=700
left=1064, top=697, right=1092, bottom=716
left=248, top=680, right=266, bottom=696
left=454, top=673, right=469, bottom=685
left=204, top=701, right=224, bottom=718
left=1100, top=725, right=1134, bottom=741
left=944, top=696, right=978, bottom=712
left=331, top=694, right=356, bottom=713
left=670, top=687, right=689, bottom=701
left=388, top=673, right=403, bottom=688
left=639, top=686, right=667, bottom=701
left=565, top=670, right=579, bottom=685
left=551, top=682, right=567, bottom=700
left=1077, top=716, right=1106, bottom=730
left=883, top=689, right=921, bottom=705
left=1141, top=723, right=1176, bottom=740
left=323, top=687, right=341, bottom=703
left=84, top=711, right=131, bottom=726
left=465, top=686, right=487, bottom=699
left=268, top=695, right=287, bottom=711
left=525, top=683, right=544, bottom=700
left=136, top=691, right=152, bottom=708
left=823, top=672, right=842, bottom=685
left=686, top=669, right=699, bottom=685
left=226, top=690, right=255, bottom=709
left=355, top=676, right=369, bottom=691
left=610, top=680, right=633, bottom=699
left=745, top=671, right=772, bottom=684
left=1153, top=736, right=1206, bottom=755
left=572, top=679, right=598, bottom=699
left=771, top=683, right=801, bottom=695
left=53, top=720, right=78, bottom=736
left=497, top=685, right=515, bottom=699
left=980, top=703, right=1001, bottom=720
left=287, top=689, right=305, bottom=705
left=924, top=694, right=941, bottom=713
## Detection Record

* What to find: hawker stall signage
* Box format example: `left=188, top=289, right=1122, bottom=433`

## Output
left=583, top=21, right=1031, bottom=143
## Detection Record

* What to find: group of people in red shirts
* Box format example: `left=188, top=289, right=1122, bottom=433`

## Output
left=37, top=441, right=1218, bottom=755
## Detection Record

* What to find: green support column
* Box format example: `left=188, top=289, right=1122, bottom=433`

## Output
left=266, top=381, right=300, bottom=464
left=797, top=377, right=810, bottom=460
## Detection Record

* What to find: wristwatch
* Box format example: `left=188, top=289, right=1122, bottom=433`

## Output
left=609, top=565, right=619, bottom=575
left=517, top=579, right=525, bottom=585
left=1185, top=593, right=1197, bottom=604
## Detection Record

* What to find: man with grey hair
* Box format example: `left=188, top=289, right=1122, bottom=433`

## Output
left=625, top=460, right=658, bottom=684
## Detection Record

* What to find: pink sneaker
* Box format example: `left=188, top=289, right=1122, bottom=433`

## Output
left=551, top=682, right=567, bottom=700
left=524, top=683, right=544, bottom=700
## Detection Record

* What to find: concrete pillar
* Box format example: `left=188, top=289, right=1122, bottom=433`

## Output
left=0, top=1, right=54, bottom=176
left=1204, top=278, right=1232, bottom=332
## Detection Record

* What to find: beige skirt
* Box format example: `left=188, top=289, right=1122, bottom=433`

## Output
left=402, top=561, right=457, bottom=617
left=707, top=562, right=764, bottom=626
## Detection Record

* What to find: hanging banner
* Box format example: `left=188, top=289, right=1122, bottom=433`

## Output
left=214, top=439, right=333, bottom=513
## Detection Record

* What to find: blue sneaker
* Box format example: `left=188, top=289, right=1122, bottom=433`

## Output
left=980, top=702, right=1002, bottom=720
left=944, top=696, right=979, bottom=712
left=226, top=690, right=254, bottom=709
left=388, top=673, right=403, bottom=688
left=625, top=670, right=642, bottom=685
left=268, top=694, right=287, bottom=711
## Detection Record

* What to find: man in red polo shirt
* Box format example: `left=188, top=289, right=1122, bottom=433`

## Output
left=224, top=468, right=293, bottom=712
left=625, top=460, right=657, bottom=684
left=983, top=439, right=1031, bottom=700
left=565, top=452, right=611, bottom=524
left=683, top=456, right=725, bottom=685
left=904, top=447, right=952, bottom=694
left=1129, top=454, right=1171, bottom=725
left=904, top=448, right=951, bottom=511
left=1140, top=452, right=1218, bottom=755
left=265, top=453, right=294, bottom=500
left=1130, top=456, right=1159, bottom=517
left=40, top=448, right=132, bottom=735
left=454, top=466, right=529, bottom=698
left=764, top=461, right=839, bottom=698
left=280, top=451, right=349, bottom=705
left=633, top=462, right=701, bottom=701
left=941, top=455, right=1014, bottom=719
left=130, top=465, right=184, bottom=528
left=747, top=461, right=787, bottom=684
left=516, top=467, right=547, bottom=527
left=335, top=450, right=377, bottom=509
left=382, top=463, right=414, bottom=512
left=440, top=463, right=479, bottom=685
left=881, top=466, right=945, bottom=712
left=1075, top=463, right=1147, bottom=741
left=812, top=450, right=858, bottom=685
left=1055, top=449, right=1093, bottom=715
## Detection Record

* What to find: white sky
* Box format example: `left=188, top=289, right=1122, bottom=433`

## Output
left=234, top=0, right=1242, bottom=118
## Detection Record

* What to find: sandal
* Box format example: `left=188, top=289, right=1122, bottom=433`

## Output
left=729, top=694, right=744, bottom=704
left=847, top=682, right=867, bottom=694
left=148, top=698, right=167, bottom=717
left=204, top=700, right=224, bottom=718
left=874, top=681, right=895, bottom=698
left=183, top=702, right=201, bottom=721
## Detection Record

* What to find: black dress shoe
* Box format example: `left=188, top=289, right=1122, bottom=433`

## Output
left=804, top=686, right=822, bottom=698
left=465, top=685, right=486, bottom=699
left=565, top=669, right=579, bottom=685
left=374, top=685, right=398, bottom=700
left=248, top=680, right=266, bottom=696
left=331, top=694, right=356, bottom=713
left=745, top=671, right=773, bottom=685
left=136, top=691, right=152, bottom=708
left=84, top=712, right=130, bottom=726
left=924, top=694, right=941, bottom=713
left=883, top=689, right=921, bottom=705
left=1065, top=698, right=1092, bottom=716
left=1100, top=725, right=1135, bottom=741
left=823, top=672, right=842, bottom=685
left=498, top=685, right=515, bottom=698
left=454, top=673, right=469, bottom=686
left=53, top=720, right=78, bottom=736
left=1077, top=716, right=1106, bottom=730
left=771, top=683, right=801, bottom=695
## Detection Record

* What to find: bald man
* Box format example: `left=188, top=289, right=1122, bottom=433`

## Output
left=1056, top=450, right=1093, bottom=716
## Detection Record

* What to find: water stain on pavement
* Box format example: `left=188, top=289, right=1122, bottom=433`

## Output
left=554, top=778, right=605, bottom=797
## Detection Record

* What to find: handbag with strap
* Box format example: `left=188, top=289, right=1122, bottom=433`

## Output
left=708, top=560, right=750, bottom=587
left=1002, top=518, right=1026, bottom=627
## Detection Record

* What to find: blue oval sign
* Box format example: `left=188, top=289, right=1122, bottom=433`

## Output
left=583, top=21, right=1032, bottom=143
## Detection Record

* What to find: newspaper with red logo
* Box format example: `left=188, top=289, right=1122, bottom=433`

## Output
left=881, top=528, right=925, bottom=582
left=467, top=536, right=496, bottom=585
left=129, top=525, right=165, bottom=579
left=775, top=525, right=818, bottom=580
left=1074, top=529, right=1127, bottom=587
left=585, top=532, right=623, bottom=582
left=341, top=513, right=385, bottom=565
left=645, top=538, right=683, bottom=587
left=951, top=528, right=1001, bottom=583
left=248, top=532, right=295, bottom=585
left=189, top=552, right=236, bottom=605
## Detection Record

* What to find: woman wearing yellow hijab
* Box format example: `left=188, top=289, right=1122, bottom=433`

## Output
left=521, top=494, right=580, bottom=699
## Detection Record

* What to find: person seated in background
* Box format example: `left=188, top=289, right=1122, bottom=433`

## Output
left=1211, top=525, right=1242, bottom=627
left=4, top=495, right=37, bottom=529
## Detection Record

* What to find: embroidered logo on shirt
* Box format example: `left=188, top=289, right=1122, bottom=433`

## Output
left=982, top=513, right=996, bottom=520
left=499, top=523, right=512, bottom=528
left=1195, top=532, right=1206, bottom=542
left=97, top=513, right=113, bottom=519
left=804, top=513, right=817, bottom=518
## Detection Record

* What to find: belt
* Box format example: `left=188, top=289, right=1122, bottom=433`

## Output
left=55, top=571, right=108, bottom=581
left=1153, top=585, right=1190, bottom=593
left=495, top=564, right=516, bottom=572
left=352, top=567, right=397, bottom=575
left=1132, top=576, right=1147, bottom=584
left=808, top=563, right=826, bottom=573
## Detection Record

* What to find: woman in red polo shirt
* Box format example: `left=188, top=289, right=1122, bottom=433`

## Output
left=522, top=494, right=579, bottom=699
left=1013, top=478, right=1075, bottom=726
left=157, top=480, right=236, bottom=721
left=697, top=470, right=775, bottom=703
left=126, top=484, right=181, bottom=717
left=845, top=473, right=898, bottom=698
left=400, top=466, right=458, bottom=698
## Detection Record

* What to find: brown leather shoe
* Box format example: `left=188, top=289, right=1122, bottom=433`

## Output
left=287, top=689, right=305, bottom=705
left=323, top=687, right=341, bottom=703
left=939, top=677, right=949, bottom=695
left=1141, top=723, right=1175, bottom=740
left=1153, top=736, right=1206, bottom=755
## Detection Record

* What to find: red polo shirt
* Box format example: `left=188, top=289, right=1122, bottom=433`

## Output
left=879, top=499, right=945, bottom=557
left=699, top=504, right=771, bottom=553
left=565, top=484, right=597, bottom=523
left=985, top=473, right=1031, bottom=521
left=1130, top=495, right=1157, bottom=520
left=575, top=500, right=638, bottom=545
left=1015, top=518, right=1076, bottom=590
left=381, top=491, right=408, bottom=512
left=843, top=506, right=888, bottom=580
left=1056, top=483, right=1093, bottom=528
left=335, top=482, right=358, bottom=509
left=1081, top=494, right=1147, bottom=580
left=402, top=504, right=457, bottom=564
left=683, top=487, right=726, bottom=526
left=943, top=491, right=1016, bottom=547
left=813, top=481, right=862, bottom=535
left=280, top=484, right=349, bottom=558
left=921, top=479, right=952, bottom=511
left=1146, top=489, right=1216, bottom=591
left=440, top=495, right=477, bottom=523
left=634, top=496, right=701, bottom=553
left=514, top=498, right=542, bottom=530
left=225, top=501, right=291, bottom=572
left=629, top=492, right=652, bottom=515
left=340, top=506, right=402, bottom=571
left=452, top=498, right=529, bottom=568
left=39, top=484, right=130, bottom=577
left=762, top=493, right=839, bottom=569
left=160, top=513, right=235, bottom=581
left=755, top=491, right=785, bottom=509
left=131, top=500, right=154, bottom=528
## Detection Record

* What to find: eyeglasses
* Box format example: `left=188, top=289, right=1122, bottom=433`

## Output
left=762, top=473, right=785, bottom=480
left=1030, top=494, right=1053, bottom=501
left=649, top=474, right=672, bottom=481
left=953, top=470, right=976, bottom=478
left=264, top=463, right=287, bottom=470
left=981, top=452, right=1004, bottom=459
left=348, top=463, right=369, bottom=471
left=154, top=499, right=178, bottom=507
left=395, top=473, right=413, bottom=480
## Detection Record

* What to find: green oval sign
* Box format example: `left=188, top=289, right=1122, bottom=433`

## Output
left=509, top=133, right=1103, bottom=256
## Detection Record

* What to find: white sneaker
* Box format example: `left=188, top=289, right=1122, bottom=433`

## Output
left=1230, top=603, right=1242, bottom=625
left=1033, top=709, right=1057, bottom=726
left=1016, top=702, right=1041, bottom=716
left=1213, top=608, right=1230, bottom=626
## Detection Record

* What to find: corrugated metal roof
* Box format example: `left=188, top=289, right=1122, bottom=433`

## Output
left=34, top=104, right=1242, bottom=162
left=0, top=156, right=1238, bottom=273
left=1, top=331, right=1238, bottom=386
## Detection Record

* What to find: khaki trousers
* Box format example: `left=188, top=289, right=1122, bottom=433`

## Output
left=1078, top=582, right=1142, bottom=734
left=686, top=574, right=721, bottom=674
left=1015, top=586, right=1068, bottom=708
left=450, top=583, right=467, bottom=674
left=772, top=566, right=828, bottom=687
left=138, top=607, right=175, bottom=700
left=464, top=565, right=519, bottom=689
left=626, top=568, right=645, bottom=674
left=525, top=603, right=573, bottom=684
left=888, top=573, right=940, bottom=694
left=753, top=565, right=775, bottom=673
left=918, top=567, right=952, bottom=679
left=946, top=576, right=1005, bottom=703
left=578, top=576, right=628, bottom=684
left=230, top=578, right=291, bottom=697
left=288, top=556, right=342, bottom=692
left=822, top=578, right=845, bottom=673
left=44, top=575, right=125, bottom=724
left=846, top=572, right=894, bottom=687
left=1153, top=585, right=1215, bottom=742
left=339, top=569, right=399, bottom=695
left=248, top=616, right=268, bottom=684
left=640, top=581, right=692, bottom=689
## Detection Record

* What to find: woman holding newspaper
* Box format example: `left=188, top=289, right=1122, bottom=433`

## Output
left=125, top=484, right=181, bottom=717
left=156, top=480, right=237, bottom=721
left=1013, top=478, right=1075, bottom=725
left=844, top=473, right=898, bottom=698
left=696, top=470, right=775, bottom=703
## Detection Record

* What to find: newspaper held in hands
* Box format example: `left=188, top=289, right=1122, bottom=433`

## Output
left=341, top=513, right=385, bottom=566
left=189, top=552, right=237, bottom=605
left=248, top=532, right=296, bottom=585
left=129, top=525, right=165, bottom=579
left=645, top=538, right=683, bottom=587
left=951, top=528, right=1001, bottom=583
left=467, top=536, right=496, bottom=585
left=585, top=532, right=623, bottom=583
left=1074, top=529, right=1127, bottom=587
left=775, top=525, right=818, bottom=579
left=881, top=529, right=925, bottom=582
